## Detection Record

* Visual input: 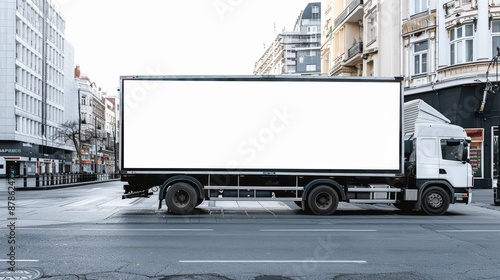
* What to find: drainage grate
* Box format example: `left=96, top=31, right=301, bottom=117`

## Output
left=0, top=268, right=42, bottom=280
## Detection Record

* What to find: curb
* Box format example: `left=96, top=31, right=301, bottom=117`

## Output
left=472, top=202, right=500, bottom=211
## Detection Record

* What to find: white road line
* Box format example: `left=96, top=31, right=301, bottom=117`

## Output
left=18, top=228, right=213, bottom=232
left=0, top=259, right=39, bottom=262
left=260, top=229, right=377, bottom=232
left=98, top=197, right=140, bottom=207
left=179, top=260, right=366, bottom=263
left=63, top=196, right=105, bottom=207
left=436, top=229, right=500, bottom=233
left=81, top=228, right=214, bottom=232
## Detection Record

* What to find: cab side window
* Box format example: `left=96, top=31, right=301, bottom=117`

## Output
left=441, top=140, right=462, bottom=161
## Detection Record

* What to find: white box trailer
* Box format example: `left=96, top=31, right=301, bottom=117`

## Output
left=120, top=75, right=473, bottom=215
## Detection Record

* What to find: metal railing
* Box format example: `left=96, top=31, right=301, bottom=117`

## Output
left=334, top=0, right=363, bottom=29
left=13, top=173, right=120, bottom=188
left=347, top=42, right=363, bottom=60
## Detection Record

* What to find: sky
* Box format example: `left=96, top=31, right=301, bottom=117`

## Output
left=57, top=0, right=318, bottom=94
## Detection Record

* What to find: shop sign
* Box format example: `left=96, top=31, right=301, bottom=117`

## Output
left=0, top=148, right=21, bottom=154
left=466, top=128, right=484, bottom=141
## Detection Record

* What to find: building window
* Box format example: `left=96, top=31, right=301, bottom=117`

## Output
left=466, top=128, right=484, bottom=178
left=450, top=24, right=473, bottom=65
left=412, top=0, right=427, bottom=14
left=413, top=40, right=428, bottom=75
left=492, top=21, right=500, bottom=57
left=306, top=65, right=317, bottom=71
left=312, top=5, right=320, bottom=21
left=307, top=26, right=317, bottom=34
left=367, top=13, right=377, bottom=43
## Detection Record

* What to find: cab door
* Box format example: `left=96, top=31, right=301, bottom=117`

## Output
left=439, top=139, right=469, bottom=188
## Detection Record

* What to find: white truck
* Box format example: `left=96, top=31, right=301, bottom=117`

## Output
left=119, top=75, right=473, bottom=216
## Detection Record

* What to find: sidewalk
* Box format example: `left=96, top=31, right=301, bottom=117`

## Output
left=1, top=175, right=120, bottom=191
left=471, top=188, right=499, bottom=209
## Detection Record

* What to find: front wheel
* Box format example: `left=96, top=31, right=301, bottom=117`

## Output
left=306, top=185, right=339, bottom=215
left=165, top=182, right=197, bottom=215
left=421, top=186, right=450, bottom=216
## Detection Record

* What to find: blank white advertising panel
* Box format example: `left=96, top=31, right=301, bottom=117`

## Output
left=121, top=78, right=401, bottom=172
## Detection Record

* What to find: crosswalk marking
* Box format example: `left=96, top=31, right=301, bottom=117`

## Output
left=63, top=196, right=105, bottom=207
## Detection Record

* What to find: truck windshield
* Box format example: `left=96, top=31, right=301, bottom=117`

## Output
left=441, top=139, right=465, bottom=162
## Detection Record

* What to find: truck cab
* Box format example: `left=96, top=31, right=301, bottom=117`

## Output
left=403, top=100, right=473, bottom=214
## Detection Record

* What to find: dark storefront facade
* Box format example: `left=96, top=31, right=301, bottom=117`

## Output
left=405, top=83, right=499, bottom=189
left=0, top=141, right=73, bottom=178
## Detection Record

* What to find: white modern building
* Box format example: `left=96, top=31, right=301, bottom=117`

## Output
left=0, top=0, right=72, bottom=177
left=254, top=2, right=322, bottom=75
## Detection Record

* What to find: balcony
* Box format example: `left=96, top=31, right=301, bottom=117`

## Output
left=334, top=0, right=364, bottom=29
left=347, top=42, right=363, bottom=61
left=402, top=14, right=436, bottom=35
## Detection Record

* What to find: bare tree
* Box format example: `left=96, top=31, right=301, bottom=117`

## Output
left=54, top=121, right=95, bottom=173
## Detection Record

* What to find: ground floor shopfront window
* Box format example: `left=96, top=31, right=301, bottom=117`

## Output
left=466, top=128, right=484, bottom=178
left=493, top=127, right=498, bottom=180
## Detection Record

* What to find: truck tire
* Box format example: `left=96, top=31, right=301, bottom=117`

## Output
left=306, top=185, right=339, bottom=215
left=421, top=186, right=450, bottom=216
left=165, top=182, right=197, bottom=215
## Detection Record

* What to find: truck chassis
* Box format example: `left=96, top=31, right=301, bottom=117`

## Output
left=122, top=173, right=471, bottom=216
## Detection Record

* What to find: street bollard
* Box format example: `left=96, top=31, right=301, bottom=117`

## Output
left=23, top=175, right=27, bottom=187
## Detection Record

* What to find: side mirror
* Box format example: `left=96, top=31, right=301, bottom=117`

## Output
left=462, top=147, right=469, bottom=163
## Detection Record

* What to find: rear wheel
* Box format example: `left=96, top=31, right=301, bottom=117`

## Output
left=306, top=185, right=339, bottom=215
left=421, top=186, right=450, bottom=216
left=165, top=182, right=197, bottom=215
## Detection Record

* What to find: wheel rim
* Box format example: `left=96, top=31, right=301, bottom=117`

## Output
left=315, top=192, right=332, bottom=209
left=173, top=190, right=190, bottom=208
left=427, top=193, right=443, bottom=209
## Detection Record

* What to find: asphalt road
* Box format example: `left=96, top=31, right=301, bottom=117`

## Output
left=0, top=180, right=499, bottom=280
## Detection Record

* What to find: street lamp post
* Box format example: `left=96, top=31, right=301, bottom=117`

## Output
left=477, top=47, right=500, bottom=205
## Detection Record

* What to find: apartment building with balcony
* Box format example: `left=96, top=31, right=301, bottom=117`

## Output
left=102, top=96, right=118, bottom=174
left=74, top=67, right=108, bottom=174
left=0, top=0, right=72, bottom=178
left=321, top=0, right=401, bottom=77
left=403, top=0, right=500, bottom=188
left=321, top=0, right=498, bottom=188
left=254, top=2, right=322, bottom=75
